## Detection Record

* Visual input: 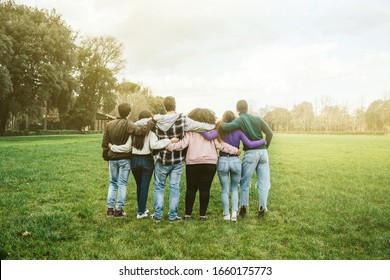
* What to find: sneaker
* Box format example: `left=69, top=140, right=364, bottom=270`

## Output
left=107, top=208, right=114, bottom=217
left=231, top=211, right=237, bottom=222
left=238, top=206, right=247, bottom=218
left=223, top=214, right=231, bottom=221
left=151, top=214, right=161, bottom=223
left=144, top=209, right=149, bottom=215
left=169, top=216, right=182, bottom=222
left=137, top=212, right=148, bottom=219
left=199, top=216, right=208, bottom=221
left=114, top=209, right=126, bottom=218
left=184, top=215, right=192, bottom=220
left=258, top=207, right=265, bottom=219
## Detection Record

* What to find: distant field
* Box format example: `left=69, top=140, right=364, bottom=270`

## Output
left=0, top=134, right=389, bottom=260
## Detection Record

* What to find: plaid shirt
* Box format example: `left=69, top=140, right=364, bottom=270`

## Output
left=153, top=114, right=186, bottom=165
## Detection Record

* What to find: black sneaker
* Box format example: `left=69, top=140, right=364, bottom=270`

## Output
left=238, top=206, right=247, bottom=218
left=258, top=207, right=265, bottom=219
left=169, top=216, right=182, bottom=222
left=107, top=208, right=114, bottom=217
left=114, top=209, right=127, bottom=218
left=151, top=214, right=161, bottom=223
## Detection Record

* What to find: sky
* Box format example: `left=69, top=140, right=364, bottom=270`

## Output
left=14, top=0, right=390, bottom=117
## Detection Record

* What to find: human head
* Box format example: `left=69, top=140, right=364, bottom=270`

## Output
left=118, top=103, right=131, bottom=118
left=138, top=109, right=152, bottom=120
left=188, top=108, right=217, bottom=125
left=236, top=100, right=248, bottom=113
left=163, top=96, right=176, bottom=112
left=221, top=110, right=236, bottom=123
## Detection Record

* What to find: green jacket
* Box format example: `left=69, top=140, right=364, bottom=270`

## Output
left=221, top=112, right=273, bottom=150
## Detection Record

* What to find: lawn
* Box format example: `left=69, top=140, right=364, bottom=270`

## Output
left=0, top=134, right=389, bottom=260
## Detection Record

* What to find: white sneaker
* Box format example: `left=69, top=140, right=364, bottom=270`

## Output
left=231, top=211, right=237, bottom=222
left=137, top=212, right=148, bottom=219
left=223, top=214, right=231, bottom=221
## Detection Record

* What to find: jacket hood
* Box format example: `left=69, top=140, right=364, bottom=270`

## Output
left=134, top=118, right=150, bottom=126
left=156, top=113, right=182, bottom=132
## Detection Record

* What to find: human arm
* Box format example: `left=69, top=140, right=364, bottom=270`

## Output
left=185, top=117, right=215, bottom=132
left=149, top=132, right=171, bottom=150
left=127, top=118, right=156, bottom=136
left=166, top=133, right=191, bottom=151
left=201, top=129, right=218, bottom=140
left=109, top=135, right=132, bottom=153
left=260, top=119, right=273, bottom=148
left=220, top=117, right=241, bottom=132
left=237, top=130, right=266, bottom=148
left=213, top=139, right=240, bottom=155
left=102, top=126, right=110, bottom=160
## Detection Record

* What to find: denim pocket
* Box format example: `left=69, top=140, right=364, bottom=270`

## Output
left=218, top=160, right=228, bottom=173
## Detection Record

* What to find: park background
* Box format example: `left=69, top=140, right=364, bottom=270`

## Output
left=0, top=0, right=389, bottom=260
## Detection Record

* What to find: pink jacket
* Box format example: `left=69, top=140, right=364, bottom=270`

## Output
left=166, top=132, right=239, bottom=165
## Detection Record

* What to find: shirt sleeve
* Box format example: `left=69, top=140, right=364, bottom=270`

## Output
left=166, top=133, right=191, bottom=151
left=212, top=139, right=238, bottom=155
left=201, top=129, right=218, bottom=140
left=184, top=117, right=215, bottom=132
left=260, top=119, right=273, bottom=148
left=221, top=118, right=241, bottom=132
left=149, top=132, right=171, bottom=150
left=102, top=126, right=109, bottom=160
left=127, top=119, right=155, bottom=135
left=110, top=135, right=132, bottom=153
left=237, top=130, right=266, bottom=148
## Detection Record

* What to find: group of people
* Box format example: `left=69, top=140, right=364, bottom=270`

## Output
left=102, top=97, right=273, bottom=222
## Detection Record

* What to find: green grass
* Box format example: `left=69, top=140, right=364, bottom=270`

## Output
left=0, top=134, right=389, bottom=260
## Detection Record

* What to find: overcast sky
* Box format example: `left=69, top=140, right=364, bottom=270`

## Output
left=14, top=0, right=390, bottom=117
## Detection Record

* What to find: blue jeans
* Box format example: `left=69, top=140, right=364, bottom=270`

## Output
left=240, top=149, right=271, bottom=210
left=153, top=161, right=184, bottom=220
left=107, top=159, right=131, bottom=210
left=217, top=156, right=241, bottom=215
left=131, top=155, right=154, bottom=215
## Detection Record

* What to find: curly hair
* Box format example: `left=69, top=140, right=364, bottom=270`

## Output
left=187, top=108, right=217, bottom=125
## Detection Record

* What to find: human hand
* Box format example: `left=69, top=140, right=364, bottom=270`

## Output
left=170, top=137, right=179, bottom=143
left=153, top=114, right=162, bottom=121
left=236, top=149, right=241, bottom=156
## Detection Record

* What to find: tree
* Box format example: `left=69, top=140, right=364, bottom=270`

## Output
left=365, top=99, right=390, bottom=131
left=291, top=102, right=315, bottom=132
left=116, top=81, right=165, bottom=121
left=264, top=107, right=292, bottom=132
left=0, top=1, right=77, bottom=134
left=73, top=36, right=124, bottom=128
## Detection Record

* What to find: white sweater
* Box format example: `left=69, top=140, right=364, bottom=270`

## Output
left=110, top=131, right=170, bottom=155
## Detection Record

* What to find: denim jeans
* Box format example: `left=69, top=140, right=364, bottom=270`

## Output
left=240, top=149, right=271, bottom=210
left=217, top=156, right=241, bottom=215
left=153, top=161, right=184, bottom=220
left=131, top=155, right=154, bottom=215
left=107, top=159, right=131, bottom=210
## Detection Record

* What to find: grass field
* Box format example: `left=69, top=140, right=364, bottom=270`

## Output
left=0, top=134, right=389, bottom=260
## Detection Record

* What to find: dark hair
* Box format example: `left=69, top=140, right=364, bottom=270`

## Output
left=236, top=100, right=248, bottom=113
left=187, top=108, right=216, bottom=124
left=132, top=110, right=152, bottom=150
left=163, top=96, right=176, bottom=112
left=118, top=103, right=131, bottom=118
left=216, top=110, right=236, bottom=141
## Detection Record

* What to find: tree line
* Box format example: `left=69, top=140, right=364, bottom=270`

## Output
left=1, top=1, right=389, bottom=135
left=0, top=1, right=164, bottom=134
left=259, top=99, right=390, bottom=133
